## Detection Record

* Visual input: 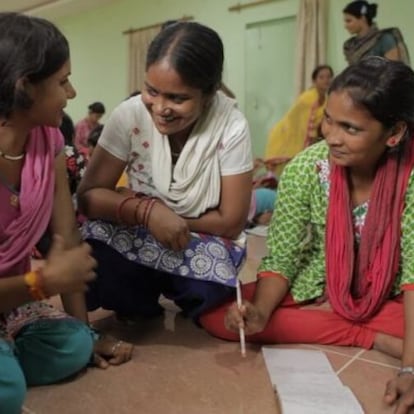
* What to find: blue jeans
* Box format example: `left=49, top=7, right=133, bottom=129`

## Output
left=0, top=318, right=93, bottom=414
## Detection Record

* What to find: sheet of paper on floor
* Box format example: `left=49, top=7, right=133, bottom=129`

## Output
left=262, top=347, right=363, bottom=414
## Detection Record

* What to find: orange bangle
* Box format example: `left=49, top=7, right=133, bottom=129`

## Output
left=24, top=269, right=48, bottom=301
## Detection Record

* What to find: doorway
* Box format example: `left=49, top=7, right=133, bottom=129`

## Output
left=245, top=16, right=296, bottom=157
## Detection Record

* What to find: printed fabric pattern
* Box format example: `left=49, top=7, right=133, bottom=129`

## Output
left=82, top=220, right=246, bottom=288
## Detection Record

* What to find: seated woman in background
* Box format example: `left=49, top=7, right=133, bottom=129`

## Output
left=264, top=65, right=333, bottom=178
left=61, top=113, right=87, bottom=198
left=343, top=1, right=410, bottom=65
left=201, top=57, right=414, bottom=413
left=77, top=22, right=252, bottom=322
left=74, top=101, right=105, bottom=158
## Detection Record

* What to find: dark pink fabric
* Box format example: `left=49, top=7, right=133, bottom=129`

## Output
left=0, top=127, right=63, bottom=277
left=326, top=137, right=414, bottom=321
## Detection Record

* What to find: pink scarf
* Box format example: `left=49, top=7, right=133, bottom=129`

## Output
left=326, top=137, right=414, bottom=321
left=0, top=127, right=58, bottom=275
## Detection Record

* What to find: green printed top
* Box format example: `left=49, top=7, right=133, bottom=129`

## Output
left=259, top=141, right=414, bottom=302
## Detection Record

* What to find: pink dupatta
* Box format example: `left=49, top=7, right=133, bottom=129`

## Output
left=0, top=127, right=59, bottom=276
left=326, top=137, right=414, bottom=321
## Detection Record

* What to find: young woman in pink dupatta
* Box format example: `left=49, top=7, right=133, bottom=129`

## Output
left=0, top=13, right=132, bottom=414
left=201, top=57, right=414, bottom=413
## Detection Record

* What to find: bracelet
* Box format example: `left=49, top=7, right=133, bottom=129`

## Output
left=140, top=198, right=152, bottom=228
left=398, top=366, right=414, bottom=376
left=143, top=198, right=158, bottom=228
left=134, top=196, right=149, bottom=225
left=116, top=196, right=136, bottom=224
left=24, top=269, right=48, bottom=301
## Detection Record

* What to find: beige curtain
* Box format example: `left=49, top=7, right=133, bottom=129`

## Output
left=294, top=0, right=328, bottom=95
left=128, top=26, right=161, bottom=95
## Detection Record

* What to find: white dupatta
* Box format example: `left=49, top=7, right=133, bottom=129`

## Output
left=151, top=92, right=237, bottom=218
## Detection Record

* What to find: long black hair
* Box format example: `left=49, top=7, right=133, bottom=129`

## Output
left=0, top=12, right=69, bottom=118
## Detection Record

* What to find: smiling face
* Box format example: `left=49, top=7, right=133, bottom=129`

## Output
left=322, top=90, right=394, bottom=171
left=25, top=60, right=76, bottom=127
left=141, top=59, right=210, bottom=140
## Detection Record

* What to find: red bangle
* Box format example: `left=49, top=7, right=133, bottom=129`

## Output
left=134, top=196, right=149, bottom=225
left=116, top=196, right=136, bottom=224
left=144, top=198, right=158, bottom=228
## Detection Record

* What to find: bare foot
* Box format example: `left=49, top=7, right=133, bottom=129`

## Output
left=373, top=332, right=403, bottom=359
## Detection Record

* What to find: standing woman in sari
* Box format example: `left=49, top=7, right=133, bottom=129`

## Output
left=343, top=1, right=410, bottom=65
left=264, top=65, right=333, bottom=178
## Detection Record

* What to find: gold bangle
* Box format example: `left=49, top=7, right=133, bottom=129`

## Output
left=24, top=270, right=48, bottom=301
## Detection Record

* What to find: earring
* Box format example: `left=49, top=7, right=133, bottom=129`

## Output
left=389, top=138, right=398, bottom=146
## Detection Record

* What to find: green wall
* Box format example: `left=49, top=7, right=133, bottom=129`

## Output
left=52, top=0, right=414, bottom=152
left=55, top=0, right=299, bottom=124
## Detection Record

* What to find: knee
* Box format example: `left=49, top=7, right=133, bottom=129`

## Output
left=0, top=378, right=26, bottom=414
left=18, top=320, right=93, bottom=386
left=0, top=355, right=26, bottom=414
left=199, top=306, right=238, bottom=341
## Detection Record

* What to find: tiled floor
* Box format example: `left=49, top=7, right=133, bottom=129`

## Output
left=25, top=236, right=400, bottom=413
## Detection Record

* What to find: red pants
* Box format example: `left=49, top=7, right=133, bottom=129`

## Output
left=200, top=282, right=404, bottom=349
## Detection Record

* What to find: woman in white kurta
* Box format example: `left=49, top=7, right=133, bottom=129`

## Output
left=78, top=22, right=253, bottom=321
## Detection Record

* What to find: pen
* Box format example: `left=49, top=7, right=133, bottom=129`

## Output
left=236, top=280, right=246, bottom=357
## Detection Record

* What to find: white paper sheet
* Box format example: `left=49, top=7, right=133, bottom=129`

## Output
left=262, top=348, right=363, bottom=414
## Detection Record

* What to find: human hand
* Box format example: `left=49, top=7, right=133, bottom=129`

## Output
left=42, top=235, right=96, bottom=296
left=92, top=334, right=134, bottom=368
left=384, top=373, right=414, bottom=413
left=224, top=300, right=268, bottom=336
left=147, top=202, right=190, bottom=251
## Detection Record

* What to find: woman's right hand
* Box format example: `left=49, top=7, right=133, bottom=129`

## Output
left=147, top=202, right=191, bottom=251
left=225, top=300, right=269, bottom=336
left=42, top=235, right=97, bottom=296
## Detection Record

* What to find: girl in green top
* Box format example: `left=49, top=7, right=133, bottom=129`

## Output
left=201, top=57, right=414, bottom=413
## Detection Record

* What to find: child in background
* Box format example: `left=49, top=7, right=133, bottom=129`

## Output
left=87, top=125, right=128, bottom=188
left=248, top=188, right=277, bottom=227
left=75, top=101, right=105, bottom=157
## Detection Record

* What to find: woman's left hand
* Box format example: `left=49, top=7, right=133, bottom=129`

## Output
left=384, top=374, right=414, bottom=413
left=92, top=335, right=134, bottom=368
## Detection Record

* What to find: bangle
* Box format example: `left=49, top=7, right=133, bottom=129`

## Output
left=24, top=269, right=48, bottom=301
left=116, top=196, right=136, bottom=224
left=143, top=198, right=158, bottom=228
left=134, top=196, right=149, bottom=225
left=398, top=366, right=414, bottom=376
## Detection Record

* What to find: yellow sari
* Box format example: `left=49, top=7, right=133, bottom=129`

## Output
left=265, top=87, right=326, bottom=178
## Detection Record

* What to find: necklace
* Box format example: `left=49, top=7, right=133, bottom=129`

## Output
left=0, top=150, right=25, bottom=161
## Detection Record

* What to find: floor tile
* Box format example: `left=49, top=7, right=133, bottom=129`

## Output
left=339, top=359, right=398, bottom=414
left=358, top=349, right=401, bottom=368
left=25, top=314, right=280, bottom=414
left=306, top=343, right=365, bottom=357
